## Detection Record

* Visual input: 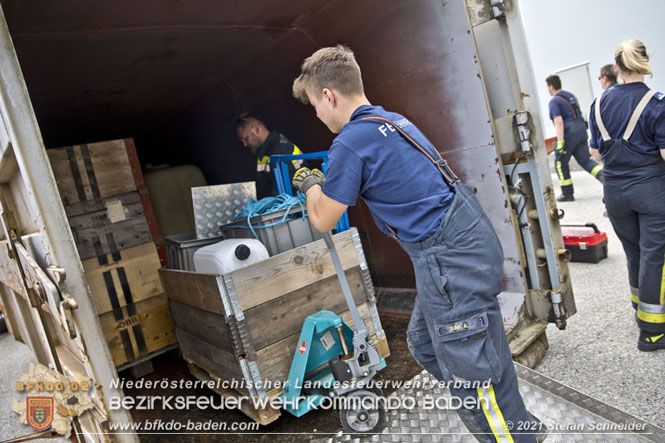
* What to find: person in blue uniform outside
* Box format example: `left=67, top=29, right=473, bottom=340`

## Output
left=596, top=64, right=619, bottom=218
left=598, top=64, right=618, bottom=93
left=236, top=114, right=304, bottom=199
left=589, top=39, right=665, bottom=352
left=291, top=45, right=544, bottom=442
left=546, top=75, right=604, bottom=201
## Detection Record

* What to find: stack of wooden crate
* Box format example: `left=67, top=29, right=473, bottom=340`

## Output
left=48, top=139, right=176, bottom=368
left=159, top=228, right=389, bottom=425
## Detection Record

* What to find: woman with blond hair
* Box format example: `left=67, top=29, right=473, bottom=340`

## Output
left=589, top=39, right=665, bottom=352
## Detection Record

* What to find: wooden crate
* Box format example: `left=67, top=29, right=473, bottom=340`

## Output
left=82, top=242, right=164, bottom=315
left=47, top=139, right=137, bottom=206
left=99, top=294, right=177, bottom=367
left=47, top=138, right=172, bottom=367
left=67, top=192, right=152, bottom=260
left=159, top=228, right=389, bottom=424
left=84, top=241, right=175, bottom=369
left=48, top=138, right=166, bottom=265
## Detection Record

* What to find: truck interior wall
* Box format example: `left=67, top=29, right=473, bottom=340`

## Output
left=172, top=1, right=475, bottom=288
left=173, top=1, right=515, bottom=290
left=2, top=0, right=522, bottom=292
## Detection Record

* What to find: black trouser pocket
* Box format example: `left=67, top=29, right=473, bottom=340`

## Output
left=434, top=310, right=503, bottom=384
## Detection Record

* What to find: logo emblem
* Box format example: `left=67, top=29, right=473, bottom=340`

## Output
left=298, top=340, right=308, bottom=355
left=27, top=396, right=53, bottom=430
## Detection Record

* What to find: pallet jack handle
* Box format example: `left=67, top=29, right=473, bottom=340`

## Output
left=323, top=231, right=369, bottom=337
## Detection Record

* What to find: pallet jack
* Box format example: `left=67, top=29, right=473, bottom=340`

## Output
left=280, top=232, right=387, bottom=435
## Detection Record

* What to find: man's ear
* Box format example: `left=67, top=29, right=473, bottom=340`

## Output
left=322, top=88, right=336, bottom=106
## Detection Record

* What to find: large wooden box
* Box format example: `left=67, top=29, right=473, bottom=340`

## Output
left=83, top=241, right=176, bottom=367
left=66, top=192, right=152, bottom=261
left=47, top=139, right=137, bottom=206
left=47, top=138, right=173, bottom=369
left=82, top=242, right=164, bottom=315
left=48, top=138, right=166, bottom=265
left=99, top=294, right=177, bottom=367
left=160, top=228, right=389, bottom=425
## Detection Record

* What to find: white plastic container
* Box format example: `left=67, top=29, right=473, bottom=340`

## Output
left=193, top=238, right=269, bottom=274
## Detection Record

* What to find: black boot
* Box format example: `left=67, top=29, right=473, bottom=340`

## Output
left=638, top=331, right=665, bottom=352
left=557, top=194, right=574, bottom=202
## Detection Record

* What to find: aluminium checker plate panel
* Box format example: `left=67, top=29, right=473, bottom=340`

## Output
left=322, top=364, right=664, bottom=442
left=192, top=182, right=256, bottom=239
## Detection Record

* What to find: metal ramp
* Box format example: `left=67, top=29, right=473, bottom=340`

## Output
left=323, top=364, right=665, bottom=442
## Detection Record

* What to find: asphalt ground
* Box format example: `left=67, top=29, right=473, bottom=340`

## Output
left=0, top=332, right=67, bottom=442
left=536, top=163, right=665, bottom=428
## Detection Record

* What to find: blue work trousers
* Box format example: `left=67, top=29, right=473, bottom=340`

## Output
left=602, top=139, right=665, bottom=333
left=399, top=182, right=540, bottom=442
left=555, top=119, right=604, bottom=196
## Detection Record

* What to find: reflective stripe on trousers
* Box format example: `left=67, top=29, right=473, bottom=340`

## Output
left=602, top=139, right=665, bottom=333
left=554, top=119, right=604, bottom=196
left=399, top=182, right=540, bottom=442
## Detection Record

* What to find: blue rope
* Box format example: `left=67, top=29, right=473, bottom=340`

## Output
left=228, top=193, right=308, bottom=240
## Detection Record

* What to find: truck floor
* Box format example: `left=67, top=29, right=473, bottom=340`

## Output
left=324, top=366, right=664, bottom=442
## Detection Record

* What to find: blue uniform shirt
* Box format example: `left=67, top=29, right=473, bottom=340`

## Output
left=549, top=90, right=583, bottom=127
left=323, top=105, right=454, bottom=243
left=589, top=82, right=665, bottom=156
left=603, top=83, right=618, bottom=94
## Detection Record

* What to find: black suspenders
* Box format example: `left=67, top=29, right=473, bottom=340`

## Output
left=555, top=93, right=582, bottom=120
left=360, top=115, right=459, bottom=186
left=358, top=114, right=459, bottom=239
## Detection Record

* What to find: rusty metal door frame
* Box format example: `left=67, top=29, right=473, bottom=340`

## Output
left=464, top=0, right=575, bottom=324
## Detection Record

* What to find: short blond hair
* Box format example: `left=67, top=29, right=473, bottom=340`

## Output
left=615, top=39, right=652, bottom=76
left=292, top=45, right=364, bottom=104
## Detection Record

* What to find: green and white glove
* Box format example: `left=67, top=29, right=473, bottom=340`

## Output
left=556, top=139, right=566, bottom=154
left=292, top=167, right=325, bottom=193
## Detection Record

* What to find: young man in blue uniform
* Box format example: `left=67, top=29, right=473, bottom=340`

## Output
left=546, top=75, right=604, bottom=201
left=291, top=45, right=543, bottom=442
left=236, top=114, right=303, bottom=199
left=589, top=39, right=665, bottom=352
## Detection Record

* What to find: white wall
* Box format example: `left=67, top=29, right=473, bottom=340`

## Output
left=519, top=0, right=665, bottom=138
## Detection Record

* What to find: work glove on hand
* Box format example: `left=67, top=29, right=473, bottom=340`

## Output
left=556, top=139, right=566, bottom=154
left=292, top=167, right=325, bottom=193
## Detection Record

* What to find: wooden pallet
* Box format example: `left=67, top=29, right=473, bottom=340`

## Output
left=186, top=360, right=282, bottom=426
left=160, top=228, right=389, bottom=423
left=117, top=343, right=179, bottom=377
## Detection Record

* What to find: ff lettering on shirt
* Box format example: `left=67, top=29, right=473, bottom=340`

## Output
left=377, top=118, right=412, bottom=137
left=378, top=123, right=396, bottom=137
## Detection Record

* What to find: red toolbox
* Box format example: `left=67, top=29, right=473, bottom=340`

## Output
left=561, top=223, right=608, bottom=263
